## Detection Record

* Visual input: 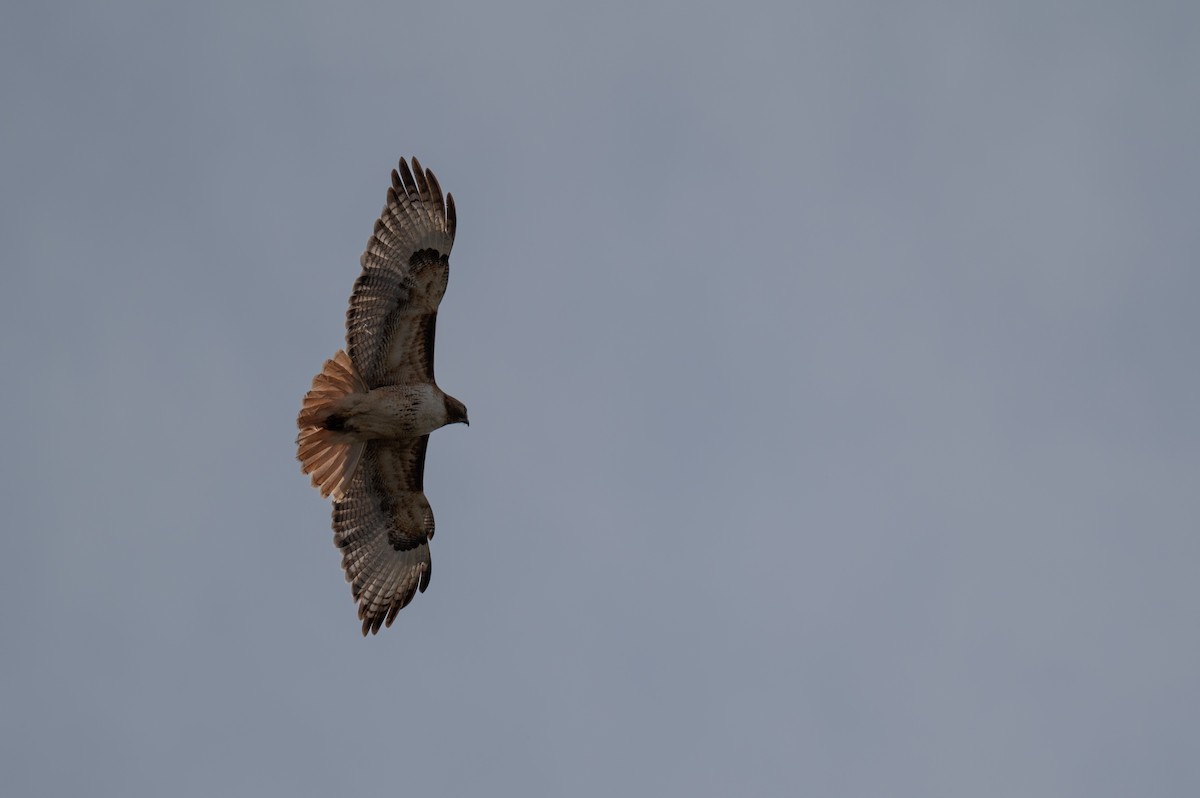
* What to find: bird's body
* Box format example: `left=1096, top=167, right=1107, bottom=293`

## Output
left=297, top=157, right=467, bottom=635
left=312, top=384, right=458, bottom=440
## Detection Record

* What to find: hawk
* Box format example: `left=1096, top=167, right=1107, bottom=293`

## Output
left=297, top=157, right=468, bottom=635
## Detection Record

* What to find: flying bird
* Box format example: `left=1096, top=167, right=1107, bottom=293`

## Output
left=297, top=157, right=468, bottom=635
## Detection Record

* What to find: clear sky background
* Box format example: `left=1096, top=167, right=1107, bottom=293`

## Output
left=3, top=2, right=1198, bottom=795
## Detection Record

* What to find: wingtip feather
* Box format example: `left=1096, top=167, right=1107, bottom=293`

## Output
left=411, top=158, right=430, bottom=201
left=397, top=157, right=417, bottom=196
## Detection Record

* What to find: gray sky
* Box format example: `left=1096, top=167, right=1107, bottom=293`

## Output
left=3, top=1, right=1198, bottom=795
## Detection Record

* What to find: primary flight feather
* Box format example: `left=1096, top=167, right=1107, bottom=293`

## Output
left=297, top=157, right=468, bottom=635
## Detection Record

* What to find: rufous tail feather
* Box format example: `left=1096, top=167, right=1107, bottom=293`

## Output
left=297, top=350, right=367, bottom=500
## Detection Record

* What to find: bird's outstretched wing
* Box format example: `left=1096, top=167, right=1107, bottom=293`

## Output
left=332, top=437, right=435, bottom=635
left=346, top=157, right=456, bottom=388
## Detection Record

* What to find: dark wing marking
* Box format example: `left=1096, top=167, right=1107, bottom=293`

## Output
left=347, top=157, right=456, bottom=387
left=331, top=437, right=435, bottom=635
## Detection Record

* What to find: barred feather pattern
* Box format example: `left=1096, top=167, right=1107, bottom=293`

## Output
left=332, top=438, right=435, bottom=635
left=347, top=157, right=456, bottom=388
left=296, top=350, right=368, bottom=500
left=299, top=156, right=464, bottom=635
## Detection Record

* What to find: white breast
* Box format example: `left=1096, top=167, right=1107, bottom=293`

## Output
left=343, top=384, right=445, bottom=439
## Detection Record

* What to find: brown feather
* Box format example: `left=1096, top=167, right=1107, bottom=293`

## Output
left=300, top=157, right=462, bottom=634
left=332, top=439, right=434, bottom=634
left=296, top=350, right=368, bottom=499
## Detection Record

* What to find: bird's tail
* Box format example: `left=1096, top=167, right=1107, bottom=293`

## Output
left=297, top=350, right=368, bottom=500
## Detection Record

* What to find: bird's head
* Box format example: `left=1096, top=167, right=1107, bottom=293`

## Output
left=443, top=395, right=469, bottom=427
